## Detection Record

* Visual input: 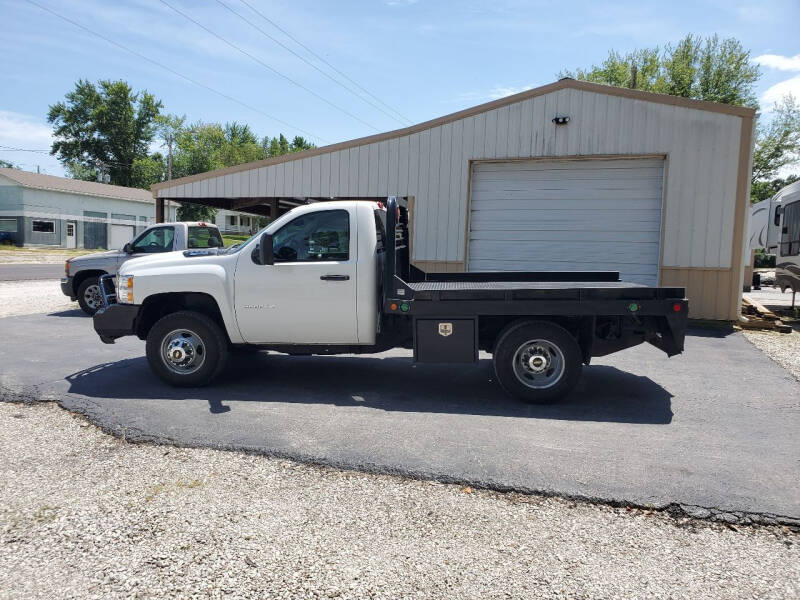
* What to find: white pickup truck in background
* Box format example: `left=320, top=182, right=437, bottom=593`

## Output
left=61, top=222, right=224, bottom=315
left=92, top=198, right=688, bottom=404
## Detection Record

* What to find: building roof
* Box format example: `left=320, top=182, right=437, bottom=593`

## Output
left=0, top=168, right=155, bottom=203
left=151, top=78, right=757, bottom=194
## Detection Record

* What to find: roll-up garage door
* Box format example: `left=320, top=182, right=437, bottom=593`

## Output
left=109, top=224, right=135, bottom=251
left=467, top=158, right=664, bottom=286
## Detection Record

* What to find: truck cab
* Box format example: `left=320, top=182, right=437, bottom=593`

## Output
left=93, top=198, right=687, bottom=404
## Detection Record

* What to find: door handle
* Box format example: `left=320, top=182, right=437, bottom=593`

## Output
left=320, top=274, right=350, bottom=281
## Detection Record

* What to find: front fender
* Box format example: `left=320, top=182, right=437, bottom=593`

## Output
left=132, top=264, right=243, bottom=343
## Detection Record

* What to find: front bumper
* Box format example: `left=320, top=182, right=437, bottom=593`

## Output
left=60, top=276, right=75, bottom=300
left=93, top=303, right=140, bottom=344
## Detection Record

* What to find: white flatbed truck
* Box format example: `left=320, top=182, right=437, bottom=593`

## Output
left=93, top=197, right=688, bottom=403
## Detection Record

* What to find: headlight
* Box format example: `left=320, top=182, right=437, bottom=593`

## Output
left=118, top=275, right=134, bottom=304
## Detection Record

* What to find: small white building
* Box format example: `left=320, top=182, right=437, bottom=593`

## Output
left=214, top=209, right=259, bottom=235
left=0, top=168, right=178, bottom=249
left=152, top=79, right=757, bottom=320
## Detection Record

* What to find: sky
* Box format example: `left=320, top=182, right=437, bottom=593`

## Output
left=1, top=0, right=798, bottom=176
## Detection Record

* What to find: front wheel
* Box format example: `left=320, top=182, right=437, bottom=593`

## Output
left=77, top=276, right=103, bottom=315
left=492, top=320, right=582, bottom=404
left=146, top=311, right=228, bottom=387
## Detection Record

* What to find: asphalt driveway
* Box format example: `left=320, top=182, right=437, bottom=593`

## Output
left=1, top=310, right=798, bottom=522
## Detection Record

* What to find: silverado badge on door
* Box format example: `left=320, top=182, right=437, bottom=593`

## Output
left=438, top=322, right=453, bottom=337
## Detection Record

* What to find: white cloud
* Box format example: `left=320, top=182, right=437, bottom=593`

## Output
left=761, top=76, right=800, bottom=106
left=0, top=111, right=54, bottom=149
left=755, top=54, right=800, bottom=72
left=488, top=85, right=534, bottom=100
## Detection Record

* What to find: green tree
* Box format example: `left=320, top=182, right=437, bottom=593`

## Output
left=170, top=122, right=315, bottom=222
left=561, top=34, right=760, bottom=107
left=751, top=95, right=800, bottom=202
left=0, top=159, right=16, bottom=169
left=131, top=153, right=166, bottom=190
left=48, top=79, right=162, bottom=187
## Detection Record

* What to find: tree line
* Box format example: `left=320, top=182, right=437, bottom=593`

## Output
left=47, top=79, right=313, bottom=220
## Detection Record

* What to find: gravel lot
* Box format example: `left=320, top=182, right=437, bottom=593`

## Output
left=0, top=280, right=75, bottom=317
left=742, top=329, right=800, bottom=380
left=1, top=402, right=797, bottom=600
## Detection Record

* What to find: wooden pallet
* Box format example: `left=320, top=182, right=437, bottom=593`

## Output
left=740, top=296, right=793, bottom=333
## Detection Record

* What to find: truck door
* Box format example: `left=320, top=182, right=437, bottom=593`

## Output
left=234, top=208, right=359, bottom=344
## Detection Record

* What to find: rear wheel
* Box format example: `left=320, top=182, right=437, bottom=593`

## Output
left=146, top=311, right=228, bottom=387
left=493, top=320, right=582, bottom=404
left=77, top=276, right=103, bottom=315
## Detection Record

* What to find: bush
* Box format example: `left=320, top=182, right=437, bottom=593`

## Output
left=754, top=249, right=776, bottom=268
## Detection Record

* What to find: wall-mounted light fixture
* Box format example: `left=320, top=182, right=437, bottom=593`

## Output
left=552, top=115, right=570, bottom=125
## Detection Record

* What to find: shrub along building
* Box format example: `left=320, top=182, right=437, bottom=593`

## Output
left=151, top=79, right=756, bottom=321
left=0, top=168, right=177, bottom=249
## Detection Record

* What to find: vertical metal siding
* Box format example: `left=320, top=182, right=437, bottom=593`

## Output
left=161, top=89, right=742, bottom=273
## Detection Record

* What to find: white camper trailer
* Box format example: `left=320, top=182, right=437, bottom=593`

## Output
left=772, top=181, right=800, bottom=298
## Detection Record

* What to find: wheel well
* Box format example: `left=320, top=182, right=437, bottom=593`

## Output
left=73, top=269, right=106, bottom=291
left=479, top=316, right=591, bottom=360
left=136, top=292, right=227, bottom=341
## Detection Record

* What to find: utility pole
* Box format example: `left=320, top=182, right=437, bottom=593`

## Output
left=165, top=132, right=174, bottom=220
left=167, top=132, right=174, bottom=181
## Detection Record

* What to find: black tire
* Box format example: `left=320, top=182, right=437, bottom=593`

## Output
left=492, top=320, right=582, bottom=404
left=77, top=276, right=103, bottom=315
left=146, top=311, right=228, bottom=387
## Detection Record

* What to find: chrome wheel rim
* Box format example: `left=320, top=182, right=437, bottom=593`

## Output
left=83, top=284, right=103, bottom=310
left=160, top=329, right=206, bottom=375
left=512, top=338, right=565, bottom=389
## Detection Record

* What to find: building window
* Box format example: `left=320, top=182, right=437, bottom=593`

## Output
left=0, top=218, right=17, bottom=233
left=32, top=220, right=55, bottom=233
left=227, top=215, right=237, bottom=227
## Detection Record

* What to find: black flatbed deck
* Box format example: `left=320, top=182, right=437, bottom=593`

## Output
left=405, top=279, right=684, bottom=303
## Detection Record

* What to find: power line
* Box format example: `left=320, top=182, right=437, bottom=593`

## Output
left=158, top=0, right=379, bottom=132
left=24, top=0, right=328, bottom=144
left=214, top=0, right=408, bottom=126
left=238, top=0, right=412, bottom=125
left=0, top=145, right=50, bottom=153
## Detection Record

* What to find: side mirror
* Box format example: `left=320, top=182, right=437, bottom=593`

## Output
left=259, top=233, right=274, bottom=265
left=123, top=242, right=134, bottom=254
left=774, top=206, right=782, bottom=226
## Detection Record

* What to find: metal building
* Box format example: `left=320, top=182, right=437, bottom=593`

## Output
left=0, top=169, right=177, bottom=249
left=151, top=79, right=756, bottom=320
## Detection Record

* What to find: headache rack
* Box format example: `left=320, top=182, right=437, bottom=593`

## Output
left=98, top=274, right=117, bottom=309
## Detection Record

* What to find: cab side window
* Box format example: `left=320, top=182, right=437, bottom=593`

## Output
left=133, top=226, right=175, bottom=253
left=272, top=210, right=350, bottom=262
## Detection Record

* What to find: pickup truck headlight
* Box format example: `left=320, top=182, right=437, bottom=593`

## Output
left=118, top=275, right=134, bottom=304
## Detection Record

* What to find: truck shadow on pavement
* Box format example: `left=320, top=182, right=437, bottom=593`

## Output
left=65, top=353, right=673, bottom=425
left=47, top=309, right=87, bottom=318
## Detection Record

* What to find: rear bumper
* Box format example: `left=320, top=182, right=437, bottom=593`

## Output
left=60, top=276, right=75, bottom=300
left=93, top=303, right=140, bottom=344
